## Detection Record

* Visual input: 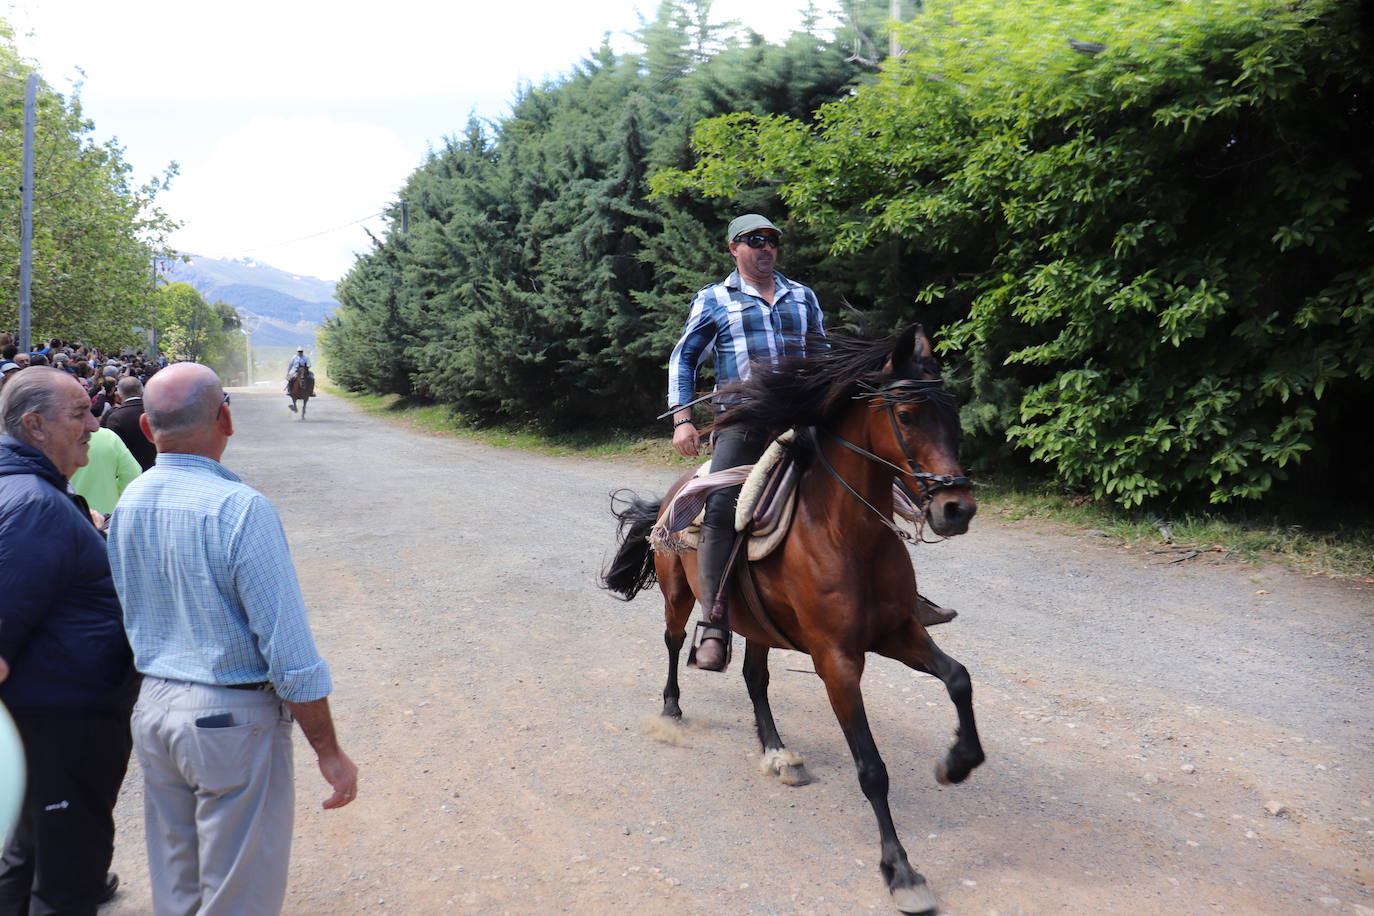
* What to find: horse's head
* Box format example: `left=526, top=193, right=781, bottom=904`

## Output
left=874, top=324, right=977, bottom=537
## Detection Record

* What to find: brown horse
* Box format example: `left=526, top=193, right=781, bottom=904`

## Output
left=602, top=325, right=982, bottom=914
left=288, top=365, right=314, bottom=419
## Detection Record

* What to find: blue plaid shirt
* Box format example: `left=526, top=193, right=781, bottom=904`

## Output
left=668, top=270, right=825, bottom=409
left=108, top=453, right=332, bottom=703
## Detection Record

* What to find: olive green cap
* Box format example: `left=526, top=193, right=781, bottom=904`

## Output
left=726, top=214, right=780, bottom=242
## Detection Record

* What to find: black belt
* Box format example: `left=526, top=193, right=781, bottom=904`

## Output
left=225, top=681, right=273, bottom=692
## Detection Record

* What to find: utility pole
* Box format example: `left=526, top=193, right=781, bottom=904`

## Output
left=239, top=327, right=253, bottom=386
left=400, top=198, right=409, bottom=234
left=19, top=72, right=37, bottom=354
left=890, top=0, right=903, bottom=59
left=149, top=258, right=161, bottom=356
left=239, top=315, right=258, bottom=386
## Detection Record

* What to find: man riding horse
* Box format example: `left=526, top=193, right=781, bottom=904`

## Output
left=667, top=214, right=958, bottom=672
left=286, top=347, right=312, bottom=412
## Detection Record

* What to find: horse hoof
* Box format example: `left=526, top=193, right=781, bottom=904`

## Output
left=778, top=763, right=811, bottom=786
left=935, top=759, right=952, bottom=785
left=934, top=758, right=967, bottom=791
left=759, top=749, right=811, bottom=786
left=891, top=881, right=938, bottom=914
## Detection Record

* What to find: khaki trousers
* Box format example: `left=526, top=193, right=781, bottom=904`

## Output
left=132, top=677, right=294, bottom=916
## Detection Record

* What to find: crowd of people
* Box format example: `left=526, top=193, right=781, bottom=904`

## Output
left=0, top=334, right=164, bottom=519
left=0, top=332, right=356, bottom=915
left=0, top=335, right=163, bottom=396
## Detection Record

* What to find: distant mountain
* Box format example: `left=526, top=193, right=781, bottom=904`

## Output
left=160, top=254, right=338, bottom=348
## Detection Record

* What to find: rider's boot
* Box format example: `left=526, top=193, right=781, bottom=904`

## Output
left=916, top=591, right=957, bottom=626
left=689, top=524, right=735, bottom=672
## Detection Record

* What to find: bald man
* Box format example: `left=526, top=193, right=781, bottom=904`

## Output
left=0, top=367, right=136, bottom=913
left=108, top=363, right=357, bottom=916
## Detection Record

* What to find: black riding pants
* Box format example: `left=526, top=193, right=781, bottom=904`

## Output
left=703, top=425, right=769, bottom=531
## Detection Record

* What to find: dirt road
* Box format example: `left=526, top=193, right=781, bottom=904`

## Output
left=105, top=386, right=1373, bottom=915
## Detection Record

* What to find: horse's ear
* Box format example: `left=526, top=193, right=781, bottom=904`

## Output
left=887, top=323, right=930, bottom=372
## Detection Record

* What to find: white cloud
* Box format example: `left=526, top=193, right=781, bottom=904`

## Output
left=163, top=116, right=416, bottom=281
left=13, top=0, right=651, bottom=102
left=9, top=0, right=828, bottom=281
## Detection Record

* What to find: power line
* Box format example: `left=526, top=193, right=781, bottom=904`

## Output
left=221, top=210, right=387, bottom=256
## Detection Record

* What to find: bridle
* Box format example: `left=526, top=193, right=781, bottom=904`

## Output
left=813, top=378, right=973, bottom=542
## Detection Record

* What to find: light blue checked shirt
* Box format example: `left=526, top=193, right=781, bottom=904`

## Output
left=108, top=453, right=332, bottom=703
left=667, top=269, right=826, bottom=409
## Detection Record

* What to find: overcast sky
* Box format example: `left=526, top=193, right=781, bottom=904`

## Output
left=7, top=0, right=824, bottom=283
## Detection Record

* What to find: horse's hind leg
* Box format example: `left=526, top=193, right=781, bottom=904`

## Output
left=659, top=555, right=695, bottom=720
left=742, top=640, right=810, bottom=786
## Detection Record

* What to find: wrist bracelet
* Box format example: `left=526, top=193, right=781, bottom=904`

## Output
left=673, top=418, right=695, bottom=428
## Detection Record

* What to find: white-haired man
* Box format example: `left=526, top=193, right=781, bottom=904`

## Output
left=0, top=366, right=135, bottom=912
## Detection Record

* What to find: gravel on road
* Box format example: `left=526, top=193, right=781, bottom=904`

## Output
left=104, top=386, right=1374, bottom=915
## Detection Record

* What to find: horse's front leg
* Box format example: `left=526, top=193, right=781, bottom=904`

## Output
left=877, top=625, right=985, bottom=786
left=813, top=649, right=937, bottom=915
left=742, top=640, right=810, bottom=786
left=926, top=644, right=984, bottom=785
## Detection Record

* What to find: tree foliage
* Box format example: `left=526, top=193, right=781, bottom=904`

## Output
left=655, top=0, right=1374, bottom=506
left=324, top=1, right=875, bottom=429
left=156, top=282, right=243, bottom=378
left=0, top=18, right=178, bottom=351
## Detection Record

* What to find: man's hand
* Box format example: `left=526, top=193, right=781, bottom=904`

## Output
left=672, top=421, right=700, bottom=458
left=284, top=697, right=358, bottom=809
left=318, top=749, right=359, bottom=810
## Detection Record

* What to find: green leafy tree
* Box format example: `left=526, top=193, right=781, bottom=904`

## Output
left=655, top=0, right=1374, bottom=506
left=156, top=282, right=242, bottom=378
left=324, top=3, right=871, bottom=429
left=0, top=19, right=178, bottom=350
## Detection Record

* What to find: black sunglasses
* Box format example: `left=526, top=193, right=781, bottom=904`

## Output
left=734, top=233, right=780, bottom=250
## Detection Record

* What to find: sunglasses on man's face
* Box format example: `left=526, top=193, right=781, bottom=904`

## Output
left=735, top=233, right=780, bottom=250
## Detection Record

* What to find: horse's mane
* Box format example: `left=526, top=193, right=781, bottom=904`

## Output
left=712, top=330, right=947, bottom=436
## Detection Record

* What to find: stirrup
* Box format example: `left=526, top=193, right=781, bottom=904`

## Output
left=686, top=620, right=732, bottom=670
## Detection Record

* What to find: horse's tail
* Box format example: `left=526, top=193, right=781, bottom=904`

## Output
left=601, top=489, right=662, bottom=601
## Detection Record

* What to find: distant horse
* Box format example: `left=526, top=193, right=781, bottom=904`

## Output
left=288, top=365, right=315, bottom=419
left=602, top=325, right=982, bottom=915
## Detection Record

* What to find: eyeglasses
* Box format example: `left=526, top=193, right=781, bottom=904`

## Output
left=222, top=392, right=231, bottom=406
left=734, top=233, right=780, bottom=250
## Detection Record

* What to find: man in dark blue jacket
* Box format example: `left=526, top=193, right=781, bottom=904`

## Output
left=0, top=366, right=138, bottom=914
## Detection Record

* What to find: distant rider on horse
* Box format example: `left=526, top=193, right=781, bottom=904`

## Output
left=286, top=346, right=312, bottom=412
left=666, top=214, right=957, bottom=672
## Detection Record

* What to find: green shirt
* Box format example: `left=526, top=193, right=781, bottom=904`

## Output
left=69, top=427, right=141, bottom=514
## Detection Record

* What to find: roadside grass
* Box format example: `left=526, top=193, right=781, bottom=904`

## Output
left=332, top=388, right=1374, bottom=582
left=976, top=477, right=1374, bottom=581
left=331, top=389, right=700, bottom=466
